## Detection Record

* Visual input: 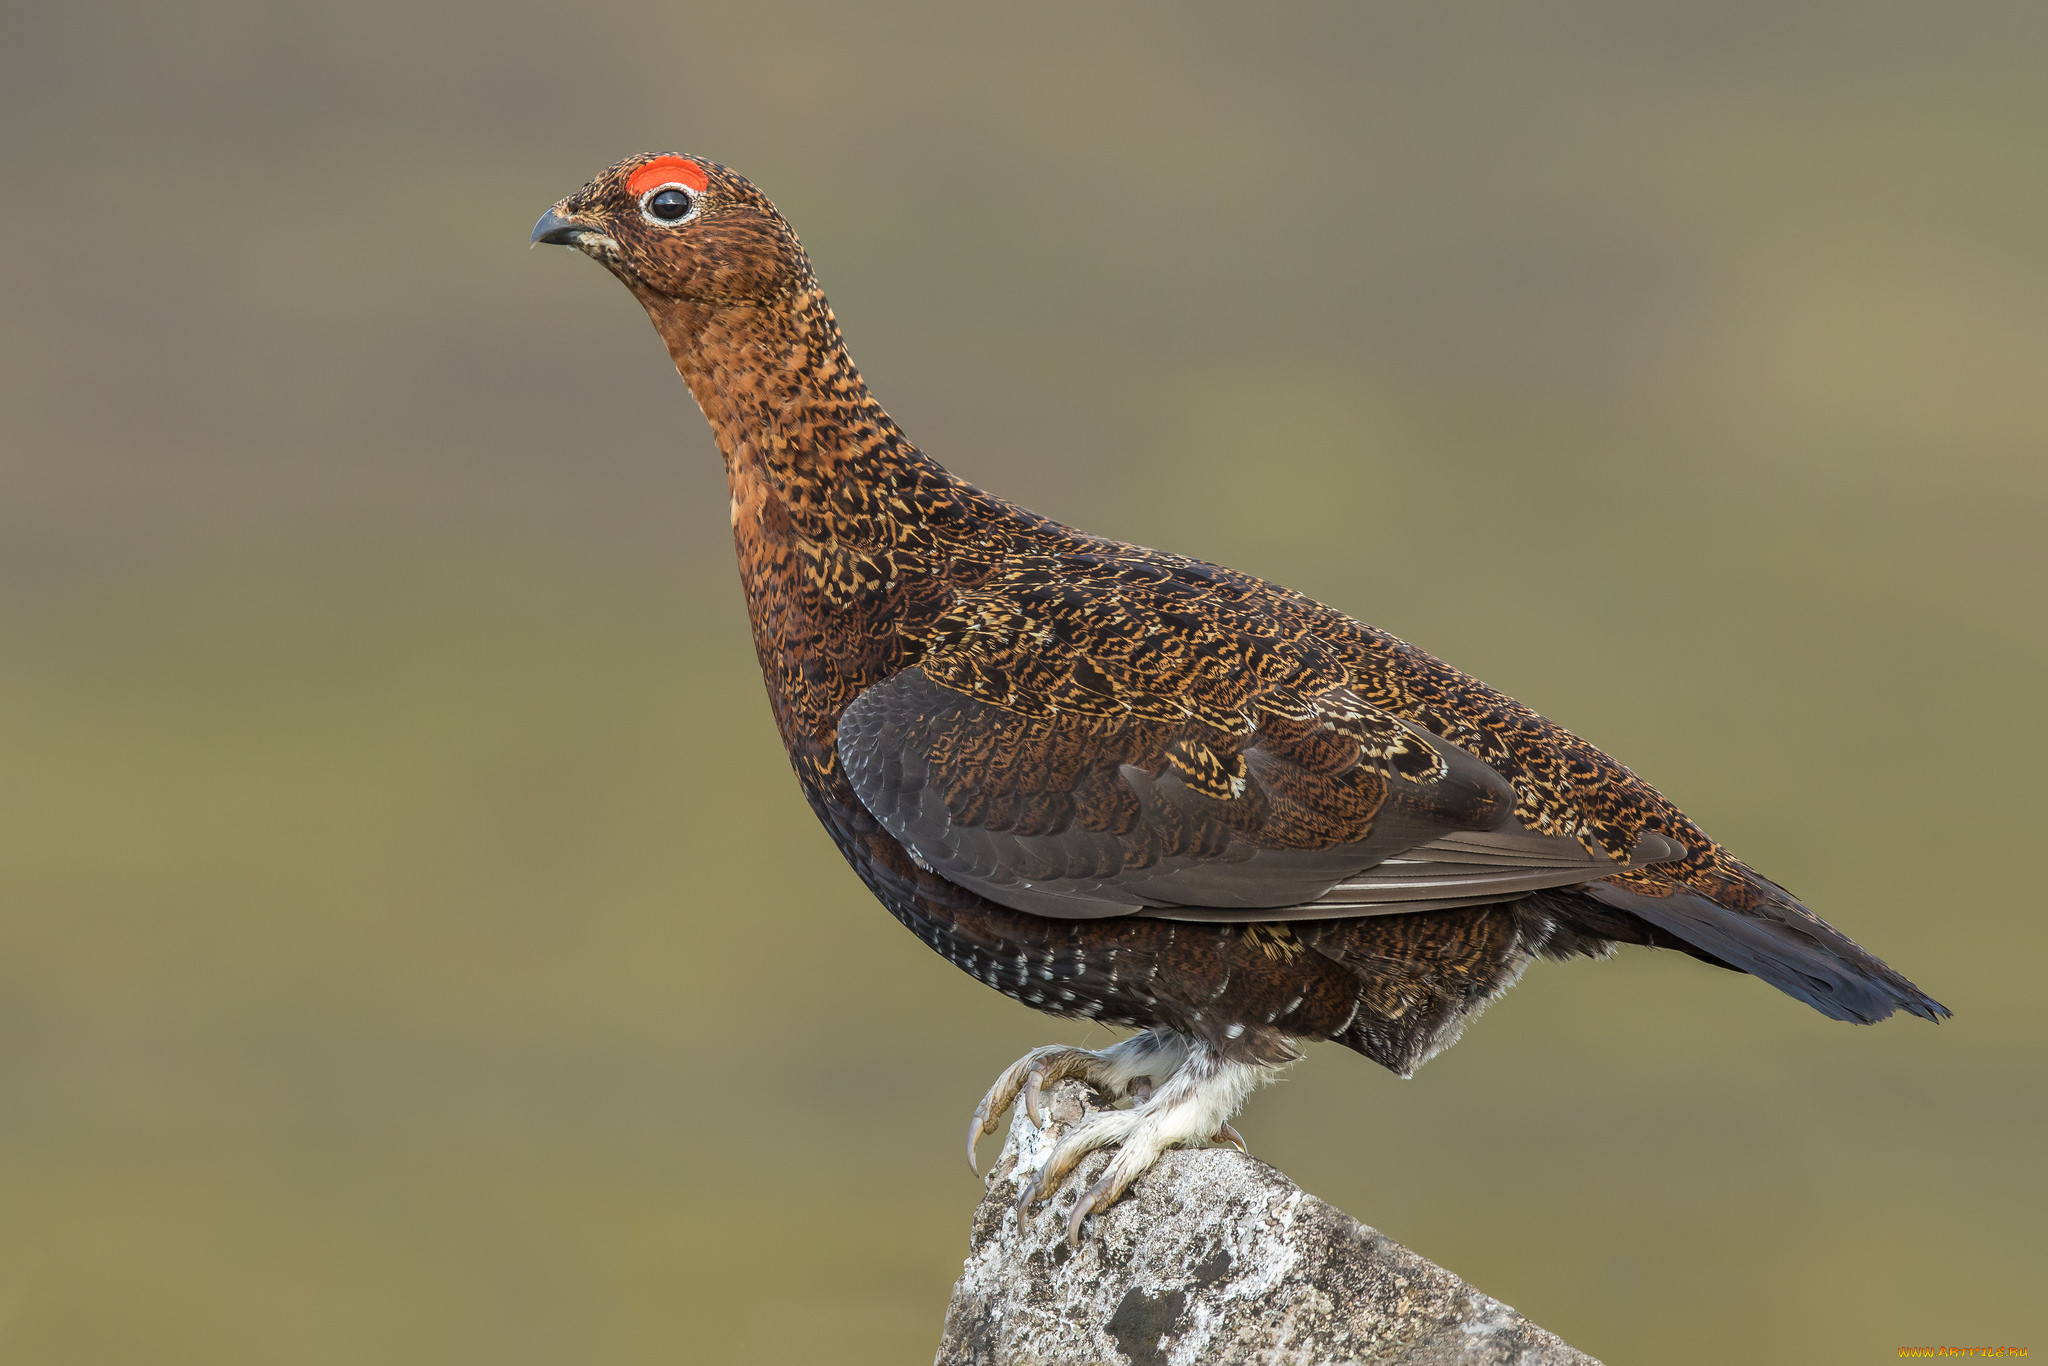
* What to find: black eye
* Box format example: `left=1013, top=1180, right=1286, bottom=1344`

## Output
left=647, top=188, right=695, bottom=221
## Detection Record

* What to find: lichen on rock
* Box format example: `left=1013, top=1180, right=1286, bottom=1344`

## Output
left=937, top=1080, right=1598, bottom=1366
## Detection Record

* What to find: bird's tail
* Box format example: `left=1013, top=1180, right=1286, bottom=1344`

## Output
left=1583, top=861, right=1949, bottom=1024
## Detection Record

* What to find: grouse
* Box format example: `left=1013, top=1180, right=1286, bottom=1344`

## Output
left=532, top=154, right=1948, bottom=1244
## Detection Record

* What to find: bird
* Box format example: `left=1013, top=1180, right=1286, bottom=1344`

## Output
left=532, top=152, right=1948, bottom=1245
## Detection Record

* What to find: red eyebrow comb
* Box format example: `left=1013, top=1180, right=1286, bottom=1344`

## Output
left=627, top=157, right=709, bottom=196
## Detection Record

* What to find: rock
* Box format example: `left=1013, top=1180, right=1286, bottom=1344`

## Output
left=938, top=1081, right=1599, bottom=1366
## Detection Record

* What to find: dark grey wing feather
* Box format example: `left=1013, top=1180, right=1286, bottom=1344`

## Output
left=1296, top=828, right=1689, bottom=913
left=837, top=667, right=1685, bottom=923
left=1147, top=829, right=1684, bottom=921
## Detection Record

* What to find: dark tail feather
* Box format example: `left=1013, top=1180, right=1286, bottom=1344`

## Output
left=1582, top=873, right=1950, bottom=1025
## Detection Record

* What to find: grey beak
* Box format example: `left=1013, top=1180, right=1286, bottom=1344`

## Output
left=532, top=208, right=589, bottom=245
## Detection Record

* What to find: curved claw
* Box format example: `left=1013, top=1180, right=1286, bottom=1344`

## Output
left=968, top=1100, right=993, bottom=1178
left=1214, top=1120, right=1248, bottom=1154
left=1023, top=1066, right=1049, bottom=1129
left=1068, top=1174, right=1119, bottom=1247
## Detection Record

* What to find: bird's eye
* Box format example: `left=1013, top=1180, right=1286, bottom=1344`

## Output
left=646, top=188, right=695, bottom=221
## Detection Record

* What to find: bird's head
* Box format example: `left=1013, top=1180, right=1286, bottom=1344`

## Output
left=531, top=153, right=810, bottom=312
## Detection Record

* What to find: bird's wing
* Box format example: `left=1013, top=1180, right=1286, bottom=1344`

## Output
left=837, top=666, right=1683, bottom=922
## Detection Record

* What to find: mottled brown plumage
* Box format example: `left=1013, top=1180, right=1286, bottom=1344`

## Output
left=533, top=154, right=1946, bottom=1235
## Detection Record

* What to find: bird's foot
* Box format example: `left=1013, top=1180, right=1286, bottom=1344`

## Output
left=976, top=1033, right=1272, bottom=1246
left=966, top=1030, right=1191, bottom=1177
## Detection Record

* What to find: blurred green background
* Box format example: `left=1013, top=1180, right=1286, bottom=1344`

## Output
left=2, top=2, right=2043, bottom=1361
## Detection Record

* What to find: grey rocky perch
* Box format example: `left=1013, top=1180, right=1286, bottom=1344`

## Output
left=938, top=1081, right=1598, bottom=1366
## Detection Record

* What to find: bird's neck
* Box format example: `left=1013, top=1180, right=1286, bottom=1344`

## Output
left=645, top=283, right=966, bottom=544
left=641, top=284, right=1033, bottom=770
